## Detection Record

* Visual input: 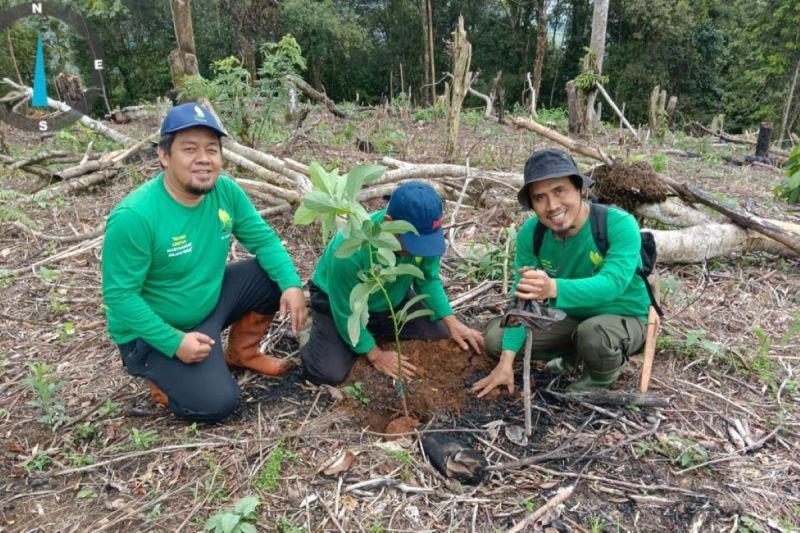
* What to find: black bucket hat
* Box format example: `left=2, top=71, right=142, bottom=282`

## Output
left=517, top=148, right=594, bottom=209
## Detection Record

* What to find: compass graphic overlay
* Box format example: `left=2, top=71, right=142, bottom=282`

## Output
left=0, top=2, right=105, bottom=132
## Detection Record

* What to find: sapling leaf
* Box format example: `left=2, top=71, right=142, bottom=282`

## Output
left=382, top=264, right=425, bottom=279
left=397, top=293, right=430, bottom=316
left=381, top=220, right=418, bottom=235
left=335, top=237, right=366, bottom=258
left=293, top=203, right=317, bottom=225
left=344, top=164, right=385, bottom=199
left=398, top=308, right=433, bottom=328
left=302, top=191, right=340, bottom=214
left=376, top=247, right=396, bottom=267
left=372, top=232, right=402, bottom=251
left=308, top=162, right=334, bottom=194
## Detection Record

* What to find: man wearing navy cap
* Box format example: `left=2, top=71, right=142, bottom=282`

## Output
left=301, top=181, right=484, bottom=385
left=102, top=102, right=306, bottom=422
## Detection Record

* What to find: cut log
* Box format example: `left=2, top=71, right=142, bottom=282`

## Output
left=634, top=200, right=718, bottom=228
left=543, top=389, right=671, bottom=408
left=663, top=177, right=800, bottom=254
left=650, top=223, right=798, bottom=263
left=286, top=75, right=348, bottom=119
left=508, top=115, right=613, bottom=165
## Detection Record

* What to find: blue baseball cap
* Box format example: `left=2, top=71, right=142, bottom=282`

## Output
left=386, top=182, right=445, bottom=257
left=160, top=102, right=227, bottom=137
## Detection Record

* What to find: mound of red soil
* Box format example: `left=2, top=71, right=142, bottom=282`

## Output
left=342, top=339, right=498, bottom=431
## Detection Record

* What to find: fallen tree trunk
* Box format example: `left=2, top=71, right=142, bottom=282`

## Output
left=286, top=75, right=348, bottom=119
left=692, top=121, right=791, bottom=159
left=649, top=223, right=798, bottom=263
left=634, top=200, right=719, bottom=228
left=663, top=177, right=800, bottom=254
left=508, top=115, right=613, bottom=165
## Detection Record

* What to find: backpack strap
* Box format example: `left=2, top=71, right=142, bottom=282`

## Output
left=588, top=202, right=609, bottom=255
left=532, top=219, right=547, bottom=257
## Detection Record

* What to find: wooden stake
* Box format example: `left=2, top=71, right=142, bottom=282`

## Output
left=640, top=306, right=660, bottom=393
left=523, top=329, right=533, bottom=437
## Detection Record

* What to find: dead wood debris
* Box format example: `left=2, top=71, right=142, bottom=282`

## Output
left=1, top=99, right=799, bottom=531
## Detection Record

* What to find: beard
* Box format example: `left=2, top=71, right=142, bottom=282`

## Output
left=186, top=182, right=216, bottom=196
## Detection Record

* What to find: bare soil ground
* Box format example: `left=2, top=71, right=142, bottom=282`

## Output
left=1, top=108, right=799, bottom=532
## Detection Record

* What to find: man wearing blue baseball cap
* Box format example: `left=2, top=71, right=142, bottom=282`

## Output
left=102, top=102, right=307, bottom=422
left=300, top=181, right=484, bottom=385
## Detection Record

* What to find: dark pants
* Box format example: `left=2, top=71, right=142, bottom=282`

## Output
left=484, top=314, right=646, bottom=372
left=117, top=259, right=282, bottom=423
left=300, top=283, right=449, bottom=385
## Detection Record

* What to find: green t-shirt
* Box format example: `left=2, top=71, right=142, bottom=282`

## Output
left=102, top=173, right=302, bottom=357
left=312, top=210, right=453, bottom=354
left=502, top=204, right=650, bottom=352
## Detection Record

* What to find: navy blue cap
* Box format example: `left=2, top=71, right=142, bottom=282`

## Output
left=518, top=148, right=593, bottom=209
left=386, top=182, right=445, bottom=257
left=160, top=102, right=227, bottom=137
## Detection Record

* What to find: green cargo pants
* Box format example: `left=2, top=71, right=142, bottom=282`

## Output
left=483, top=314, right=646, bottom=373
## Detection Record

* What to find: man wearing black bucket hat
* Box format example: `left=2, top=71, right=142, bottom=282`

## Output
left=102, top=102, right=306, bottom=422
left=300, top=181, right=484, bottom=385
left=473, top=148, right=649, bottom=396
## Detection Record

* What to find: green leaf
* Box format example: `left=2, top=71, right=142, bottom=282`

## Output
left=334, top=237, right=366, bottom=258
left=344, top=164, right=385, bottom=199
left=219, top=513, right=240, bottom=532
left=381, top=220, right=419, bottom=235
left=376, top=246, right=396, bottom=266
left=239, top=524, right=257, bottom=533
left=293, top=203, right=317, bottom=225
left=397, top=293, right=430, bottom=317
left=400, top=308, right=433, bottom=325
left=347, top=312, right=362, bottom=346
left=371, top=232, right=402, bottom=251
left=301, top=191, right=341, bottom=214
left=381, top=264, right=425, bottom=280
left=234, top=496, right=260, bottom=518
left=349, top=282, right=373, bottom=311
left=77, top=489, right=96, bottom=499
left=308, top=162, right=334, bottom=194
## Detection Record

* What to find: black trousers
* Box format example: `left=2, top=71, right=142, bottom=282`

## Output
left=117, top=259, right=282, bottom=423
left=300, top=282, right=450, bottom=385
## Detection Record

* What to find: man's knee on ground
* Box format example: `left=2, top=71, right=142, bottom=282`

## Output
left=483, top=316, right=504, bottom=359
left=301, top=351, right=351, bottom=386
left=170, top=380, right=240, bottom=423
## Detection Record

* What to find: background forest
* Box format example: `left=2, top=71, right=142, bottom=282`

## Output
left=1, top=0, right=799, bottom=139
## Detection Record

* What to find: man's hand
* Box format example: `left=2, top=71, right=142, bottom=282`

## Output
left=366, top=345, right=418, bottom=381
left=472, top=351, right=516, bottom=398
left=515, top=268, right=557, bottom=301
left=443, top=315, right=485, bottom=353
left=279, top=287, right=307, bottom=333
left=176, top=332, right=215, bottom=364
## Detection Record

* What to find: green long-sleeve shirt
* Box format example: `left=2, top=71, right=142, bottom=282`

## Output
left=502, top=203, right=650, bottom=353
left=312, top=210, right=453, bottom=354
left=102, top=173, right=302, bottom=357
